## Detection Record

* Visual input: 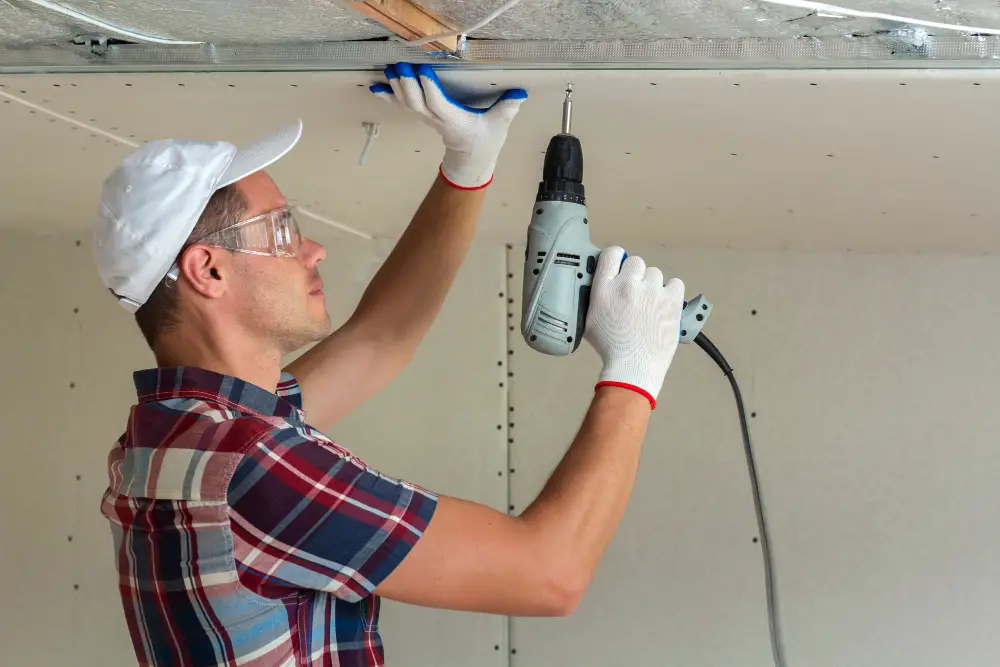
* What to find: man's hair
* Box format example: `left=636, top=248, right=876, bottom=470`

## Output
left=134, top=184, right=248, bottom=348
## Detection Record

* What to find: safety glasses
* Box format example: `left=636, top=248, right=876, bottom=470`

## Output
left=197, top=206, right=302, bottom=258
left=164, top=206, right=302, bottom=284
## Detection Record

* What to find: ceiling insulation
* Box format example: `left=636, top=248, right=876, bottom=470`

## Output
left=0, top=0, right=390, bottom=47
left=3, top=0, right=1000, bottom=67
left=418, top=0, right=838, bottom=39
left=5, top=0, right=1000, bottom=45
left=418, top=0, right=1000, bottom=40
left=0, top=0, right=70, bottom=46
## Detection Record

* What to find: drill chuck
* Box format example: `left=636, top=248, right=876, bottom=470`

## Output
left=536, top=84, right=585, bottom=205
left=536, top=134, right=585, bottom=205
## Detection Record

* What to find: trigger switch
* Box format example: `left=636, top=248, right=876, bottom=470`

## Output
left=586, top=255, right=596, bottom=274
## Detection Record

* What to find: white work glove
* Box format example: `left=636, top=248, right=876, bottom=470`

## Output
left=584, top=246, right=685, bottom=410
left=370, top=62, right=527, bottom=189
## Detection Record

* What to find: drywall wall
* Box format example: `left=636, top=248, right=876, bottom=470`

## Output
left=5, top=218, right=1000, bottom=666
left=5, top=68, right=1000, bottom=254
left=506, top=243, right=1000, bottom=667
left=4, top=66, right=1000, bottom=667
left=0, top=221, right=510, bottom=667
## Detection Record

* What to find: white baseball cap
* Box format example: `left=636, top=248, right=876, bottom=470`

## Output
left=93, top=119, right=303, bottom=312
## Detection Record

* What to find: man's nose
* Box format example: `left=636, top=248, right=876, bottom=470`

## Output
left=301, top=236, right=326, bottom=266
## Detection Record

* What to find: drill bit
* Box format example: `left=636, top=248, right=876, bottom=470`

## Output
left=561, top=83, right=573, bottom=135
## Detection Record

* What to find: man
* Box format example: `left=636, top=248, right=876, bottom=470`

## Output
left=93, top=63, right=685, bottom=666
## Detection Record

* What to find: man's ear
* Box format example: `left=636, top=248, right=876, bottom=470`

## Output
left=179, top=245, right=229, bottom=300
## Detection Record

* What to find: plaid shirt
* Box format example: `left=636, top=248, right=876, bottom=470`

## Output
left=100, top=366, right=438, bottom=666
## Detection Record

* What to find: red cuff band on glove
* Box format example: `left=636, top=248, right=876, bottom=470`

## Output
left=439, top=165, right=493, bottom=191
left=594, top=380, right=656, bottom=410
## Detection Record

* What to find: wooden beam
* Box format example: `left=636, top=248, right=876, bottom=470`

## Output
left=348, top=0, right=459, bottom=52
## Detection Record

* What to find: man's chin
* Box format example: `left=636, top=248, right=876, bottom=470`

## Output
left=311, top=310, right=333, bottom=339
left=299, top=312, right=331, bottom=342
left=278, top=314, right=332, bottom=356
left=314, top=317, right=332, bottom=340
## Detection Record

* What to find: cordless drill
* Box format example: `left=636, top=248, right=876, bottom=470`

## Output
left=520, top=85, right=601, bottom=355
left=521, top=85, right=713, bottom=356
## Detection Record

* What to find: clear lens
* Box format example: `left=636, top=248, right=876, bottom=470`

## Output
left=198, top=207, right=301, bottom=257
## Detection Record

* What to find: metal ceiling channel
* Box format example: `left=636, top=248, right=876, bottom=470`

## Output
left=5, top=35, right=1000, bottom=73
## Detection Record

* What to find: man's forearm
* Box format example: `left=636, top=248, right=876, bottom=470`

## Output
left=348, top=175, right=486, bottom=347
left=519, top=385, right=653, bottom=591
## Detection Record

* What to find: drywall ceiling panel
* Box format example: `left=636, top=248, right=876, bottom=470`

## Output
left=0, top=0, right=390, bottom=47
left=4, top=68, right=1000, bottom=254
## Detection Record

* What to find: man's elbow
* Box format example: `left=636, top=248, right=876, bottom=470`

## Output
left=536, top=563, right=590, bottom=617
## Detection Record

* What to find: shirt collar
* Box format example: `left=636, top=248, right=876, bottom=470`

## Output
left=133, top=366, right=305, bottom=425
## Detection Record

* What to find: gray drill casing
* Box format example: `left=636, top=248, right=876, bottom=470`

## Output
left=521, top=200, right=601, bottom=356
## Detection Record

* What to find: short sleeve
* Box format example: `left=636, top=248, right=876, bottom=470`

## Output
left=227, top=427, right=438, bottom=602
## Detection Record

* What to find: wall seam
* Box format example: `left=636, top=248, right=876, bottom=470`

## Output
left=502, top=242, right=515, bottom=667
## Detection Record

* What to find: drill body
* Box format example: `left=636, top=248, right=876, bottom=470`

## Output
left=521, top=126, right=601, bottom=356
left=522, top=87, right=713, bottom=356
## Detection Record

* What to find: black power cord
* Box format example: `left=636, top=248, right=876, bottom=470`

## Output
left=694, top=332, right=788, bottom=667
